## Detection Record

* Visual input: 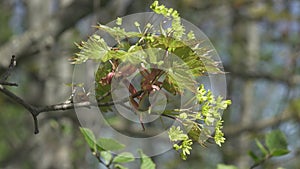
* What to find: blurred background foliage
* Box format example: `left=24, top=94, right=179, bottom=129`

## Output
left=0, top=0, right=299, bottom=169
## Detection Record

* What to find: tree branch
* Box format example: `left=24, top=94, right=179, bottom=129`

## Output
left=0, top=87, right=39, bottom=134
left=224, top=65, right=300, bottom=85
left=0, top=56, right=40, bottom=133
left=0, top=86, right=134, bottom=134
left=3, top=56, right=297, bottom=136
left=224, top=109, right=299, bottom=137
left=0, top=82, right=18, bottom=86
left=0, top=56, right=147, bottom=134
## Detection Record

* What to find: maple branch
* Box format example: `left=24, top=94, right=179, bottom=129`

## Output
left=0, top=56, right=149, bottom=134
left=0, top=56, right=40, bottom=133
left=1, top=55, right=297, bottom=136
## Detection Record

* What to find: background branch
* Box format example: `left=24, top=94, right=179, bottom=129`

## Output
left=225, top=65, right=300, bottom=85
left=0, top=1, right=96, bottom=66
left=0, top=56, right=148, bottom=134
left=224, top=109, right=299, bottom=137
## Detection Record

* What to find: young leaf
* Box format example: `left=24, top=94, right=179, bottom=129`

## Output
left=97, top=138, right=125, bottom=151
left=165, top=65, right=197, bottom=93
left=138, top=150, right=156, bottom=169
left=248, top=150, right=260, bottom=163
left=271, top=149, right=290, bottom=157
left=74, top=35, right=110, bottom=63
left=112, top=152, right=135, bottom=163
left=100, top=151, right=112, bottom=164
left=265, top=130, right=289, bottom=156
left=94, top=24, right=142, bottom=40
left=255, top=138, right=269, bottom=156
left=79, top=127, right=96, bottom=152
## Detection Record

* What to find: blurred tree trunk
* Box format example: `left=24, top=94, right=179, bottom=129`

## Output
left=237, top=21, right=260, bottom=167
left=25, top=0, right=73, bottom=168
left=224, top=4, right=261, bottom=167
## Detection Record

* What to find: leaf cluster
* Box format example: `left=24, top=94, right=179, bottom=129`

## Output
left=79, top=127, right=156, bottom=169
left=73, top=0, right=231, bottom=161
left=249, top=130, right=289, bottom=168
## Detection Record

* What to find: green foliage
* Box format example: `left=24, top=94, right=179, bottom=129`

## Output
left=79, top=127, right=126, bottom=152
left=75, top=0, right=231, bottom=162
left=139, top=150, right=156, bottom=169
left=100, top=151, right=113, bottom=164
left=79, top=127, right=97, bottom=152
left=80, top=128, right=123, bottom=152
left=97, top=138, right=125, bottom=151
left=73, top=35, right=110, bottom=64
left=168, top=84, right=231, bottom=158
left=214, top=120, right=226, bottom=146
left=150, top=0, right=183, bottom=39
left=255, top=139, right=268, bottom=156
left=80, top=127, right=156, bottom=168
left=168, top=126, right=193, bottom=160
left=216, top=130, right=289, bottom=169
left=196, top=85, right=231, bottom=146
left=168, top=126, right=189, bottom=141
left=265, top=130, right=289, bottom=156
left=248, top=130, right=289, bottom=167
left=112, top=152, right=135, bottom=163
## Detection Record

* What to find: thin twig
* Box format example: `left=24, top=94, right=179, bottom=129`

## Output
left=0, top=55, right=18, bottom=86
left=0, top=63, right=144, bottom=134
left=0, top=85, right=36, bottom=113
left=0, top=56, right=40, bottom=134
left=249, top=154, right=272, bottom=169
left=0, top=82, right=18, bottom=86
left=0, top=55, right=16, bottom=81
left=0, top=84, right=40, bottom=133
